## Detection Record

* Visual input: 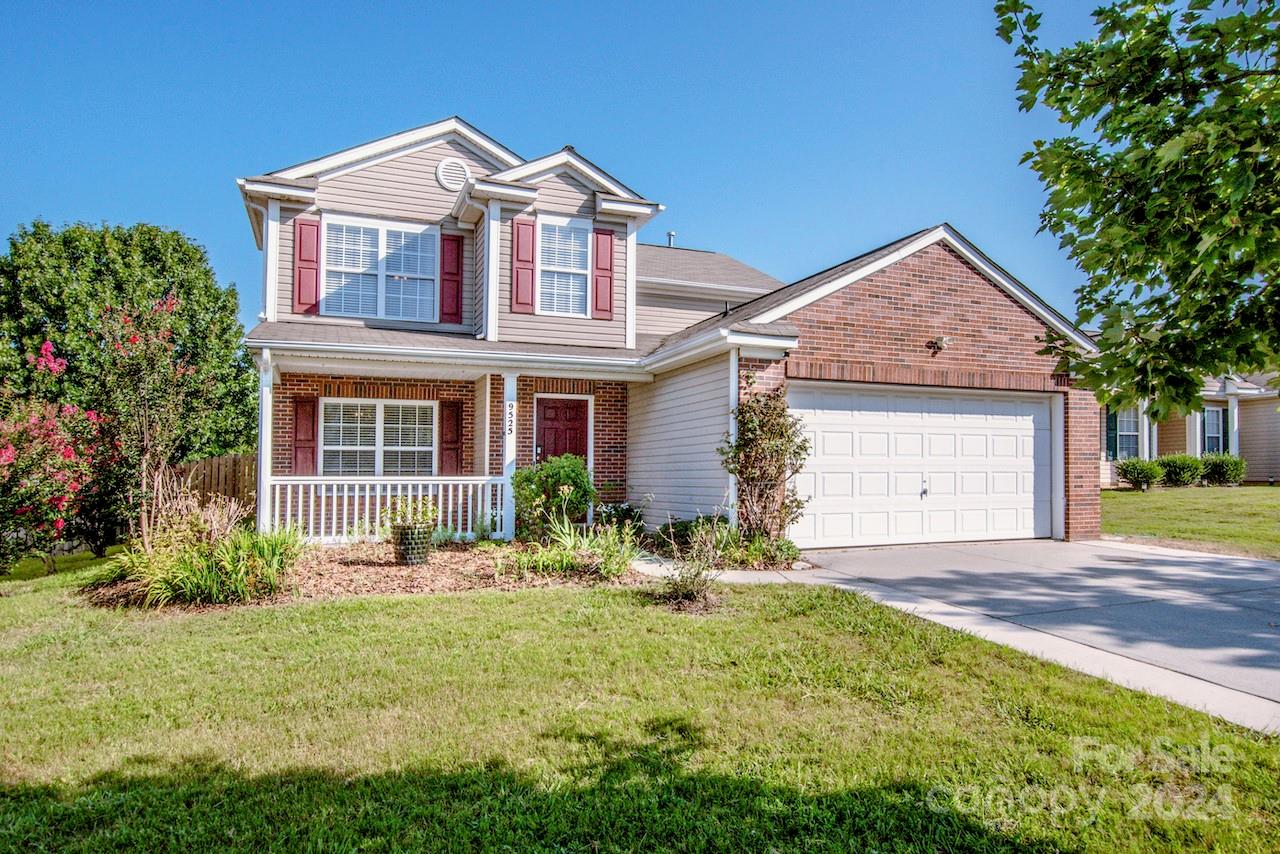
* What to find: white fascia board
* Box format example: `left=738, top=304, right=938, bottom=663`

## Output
left=640, top=327, right=796, bottom=374
left=274, top=117, right=522, bottom=180
left=470, top=179, right=538, bottom=205
left=491, top=151, right=638, bottom=200
left=749, top=225, right=1098, bottom=353
left=237, top=179, right=317, bottom=202
left=638, top=277, right=773, bottom=300
left=244, top=338, right=651, bottom=380
left=596, top=195, right=661, bottom=219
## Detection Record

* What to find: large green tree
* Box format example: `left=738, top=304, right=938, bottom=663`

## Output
left=996, top=0, right=1279, bottom=418
left=0, top=222, right=256, bottom=551
left=0, top=221, right=255, bottom=457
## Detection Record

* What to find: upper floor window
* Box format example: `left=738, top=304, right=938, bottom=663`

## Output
left=537, top=215, right=591, bottom=317
left=322, top=216, right=438, bottom=322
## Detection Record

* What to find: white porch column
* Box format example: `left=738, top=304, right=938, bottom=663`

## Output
left=1228, top=395, right=1240, bottom=455
left=1138, top=400, right=1151, bottom=460
left=1186, top=413, right=1202, bottom=457
left=255, top=349, right=273, bottom=533
left=501, top=373, right=518, bottom=540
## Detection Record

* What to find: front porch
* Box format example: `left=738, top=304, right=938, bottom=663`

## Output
left=253, top=353, right=631, bottom=542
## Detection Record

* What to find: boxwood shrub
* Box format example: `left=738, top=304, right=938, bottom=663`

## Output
left=1200, top=453, right=1247, bottom=486
left=1156, top=454, right=1204, bottom=487
left=1115, top=458, right=1163, bottom=490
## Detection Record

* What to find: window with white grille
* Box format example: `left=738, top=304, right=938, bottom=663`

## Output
left=1204, top=407, right=1224, bottom=454
left=319, top=401, right=436, bottom=476
left=382, top=404, right=435, bottom=476
left=320, top=217, right=439, bottom=321
left=1116, top=406, right=1140, bottom=460
left=320, top=402, right=377, bottom=475
left=537, top=216, right=590, bottom=317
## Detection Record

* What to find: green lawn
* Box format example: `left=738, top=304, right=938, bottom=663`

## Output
left=1102, top=486, right=1280, bottom=559
left=1, top=555, right=1278, bottom=852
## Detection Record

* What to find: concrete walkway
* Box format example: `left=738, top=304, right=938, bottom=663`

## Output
left=635, top=539, right=1280, bottom=733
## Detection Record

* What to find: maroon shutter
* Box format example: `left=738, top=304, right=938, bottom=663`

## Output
left=293, top=217, right=321, bottom=315
left=438, top=400, right=463, bottom=474
left=591, top=228, right=614, bottom=320
left=511, top=217, right=535, bottom=314
left=441, top=234, right=463, bottom=324
left=292, top=397, right=318, bottom=475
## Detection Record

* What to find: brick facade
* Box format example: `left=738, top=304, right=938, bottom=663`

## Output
left=738, top=242, right=1101, bottom=540
left=275, top=372, right=629, bottom=503
left=272, top=373, right=478, bottom=477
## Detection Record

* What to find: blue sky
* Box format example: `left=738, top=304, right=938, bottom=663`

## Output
left=0, top=0, right=1101, bottom=332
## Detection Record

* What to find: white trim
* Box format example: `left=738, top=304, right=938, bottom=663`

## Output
left=1137, top=400, right=1151, bottom=460
left=638, top=277, right=773, bottom=299
left=748, top=225, right=1098, bottom=353
left=317, top=397, right=439, bottom=478
left=489, top=150, right=639, bottom=200
left=1186, top=413, right=1202, bottom=457
left=727, top=347, right=739, bottom=525
left=1203, top=405, right=1226, bottom=455
left=485, top=200, right=501, bottom=341
left=501, top=374, right=518, bottom=539
left=534, top=213, right=593, bottom=319
left=641, top=327, right=797, bottom=375
left=595, top=195, right=661, bottom=219
left=1050, top=393, right=1065, bottom=540
left=1228, top=396, right=1240, bottom=455
left=319, top=213, right=441, bottom=324
left=478, top=376, right=491, bottom=477
left=625, top=220, right=637, bottom=350
left=314, top=134, right=491, bottom=182
left=273, top=118, right=523, bottom=180
left=255, top=349, right=273, bottom=532
left=238, top=179, right=317, bottom=202
left=1114, top=405, right=1141, bottom=461
left=264, top=200, right=280, bottom=322
left=532, top=393, right=595, bottom=473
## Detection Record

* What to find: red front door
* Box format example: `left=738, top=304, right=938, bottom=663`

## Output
left=536, top=398, right=589, bottom=462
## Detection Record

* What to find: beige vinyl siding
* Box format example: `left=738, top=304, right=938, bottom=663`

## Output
left=276, top=205, right=476, bottom=332
left=1156, top=418, right=1187, bottom=457
left=531, top=171, right=594, bottom=216
left=627, top=354, right=732, bottom=527
left=636, top=292, right=728, bottom=336
left=315, top=139, right=494, bottom=222
left=1240, top=397, right=1280, bottom=481
left=473, top=217, right=487, bottom=336
left=496, top=210, right=627, bottom=348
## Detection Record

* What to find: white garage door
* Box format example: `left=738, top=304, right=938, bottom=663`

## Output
left=789, top=384, right=1052, bottom=549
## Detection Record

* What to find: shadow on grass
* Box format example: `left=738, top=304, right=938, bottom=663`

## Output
left=0, top=716, right=1071, bottom=852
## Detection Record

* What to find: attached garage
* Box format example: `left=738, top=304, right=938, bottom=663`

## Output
left=788, top=383, right=1060, bottom=549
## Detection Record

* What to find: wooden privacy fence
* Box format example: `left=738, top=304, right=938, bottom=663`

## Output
left=174, top=453, right=257, bottom=506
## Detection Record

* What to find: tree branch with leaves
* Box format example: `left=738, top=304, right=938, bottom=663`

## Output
left=996, top=0, right=1280, bottom=418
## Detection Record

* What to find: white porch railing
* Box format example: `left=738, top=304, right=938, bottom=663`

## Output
left=265, top=476, right=508, bottom=543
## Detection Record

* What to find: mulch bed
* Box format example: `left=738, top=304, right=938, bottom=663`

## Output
left=280, top=541, right=651, bottom=601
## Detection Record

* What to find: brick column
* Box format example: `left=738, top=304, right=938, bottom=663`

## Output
left=1064, top=386, right=1102, bottom=540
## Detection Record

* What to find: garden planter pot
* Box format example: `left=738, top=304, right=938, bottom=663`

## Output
left=391, top=524, right=434, bottom=565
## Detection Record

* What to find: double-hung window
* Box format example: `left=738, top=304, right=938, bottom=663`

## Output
left=537, top=215, right=591, bottom=317
left=1115, top=406, right=1140, bottom=460
left=319, top=400, right=436, bottom=477
left=322, top=216, right=439, bottom=321
left=1204, top=407, right=1224, bottom=454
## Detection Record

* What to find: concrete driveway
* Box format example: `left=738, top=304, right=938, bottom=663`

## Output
left=731, top=539, right=1280, bottom=731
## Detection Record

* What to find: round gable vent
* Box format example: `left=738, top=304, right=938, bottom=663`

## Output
left=436, top=157, right=472, bottom=191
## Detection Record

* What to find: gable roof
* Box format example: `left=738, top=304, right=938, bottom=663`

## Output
left=636, top=244, right=783, bottom=294
left=270, top=116, right=524, bottom=180
left=655, top=224, right=1098, bottom=354
left=487, top=146, right=646, bottom=201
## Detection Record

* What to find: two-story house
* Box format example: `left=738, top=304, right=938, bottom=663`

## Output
left=240, top=117, right=1103, bottom=549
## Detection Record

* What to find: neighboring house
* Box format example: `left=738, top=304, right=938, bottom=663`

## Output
left=239, top=117, right=1102, bottom=549
left=1099, top=375, right=1280, bottom=486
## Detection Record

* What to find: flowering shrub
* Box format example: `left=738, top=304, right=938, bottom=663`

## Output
left=0, top=388, right=99, bottom=573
